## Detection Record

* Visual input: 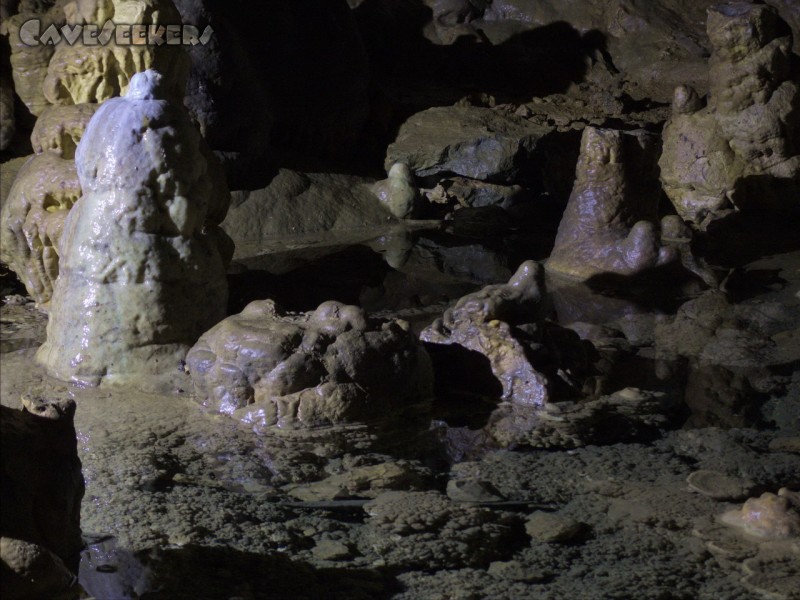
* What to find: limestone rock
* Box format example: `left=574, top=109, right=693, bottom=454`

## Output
left=487, top=387, right=680, bottom=449
left=0, top=153, right=80, bottom=304
left=311, top=540, right=351, bottom=562
left=686, top=469, right=753, bottom=501
left=655, top=290, right=799, bottom=368
left=0, top=396, right=84, bottom=594
left=42, top=0, right=190, bottom=106
left=30, top=103, right=99, bottom=158
left=660, top=3, right=800, bottom=228
left=385, top=106, right=552, bottom=183
left=422, top=260, right=595, bottom=406
left=0, top=537, right=79, bottom=600
left=524, top=511, right=584, bottom=543
left=36, top=70, right=231, bottom=388
left=187, top=299, right=433, bottom=427
left=0, top=156, right=30, bottom=211
left=285, top=462, right=426, bottom=502
left=4, top=1, right=68, bottom=116
left=546, top=127, right=677, bottom=280
left=424, top=177, right=526, bottom=211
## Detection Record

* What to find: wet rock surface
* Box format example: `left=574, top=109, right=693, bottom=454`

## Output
left=187, top=298, right=433, bottom=429
left=36, top=70, right=231, bottom=388
left=1, top=1, right=800, bottom=598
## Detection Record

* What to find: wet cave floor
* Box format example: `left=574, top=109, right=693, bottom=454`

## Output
left=1, top=227, right=799, bottom=600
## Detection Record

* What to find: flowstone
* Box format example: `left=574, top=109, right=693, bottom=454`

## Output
left=660, top=2, right=800, bottom=228
left=546, top=127, right=677, bottom=280
left=36, top=69, right=232, bottom=388
left=187, top=299, right=433, bottom=428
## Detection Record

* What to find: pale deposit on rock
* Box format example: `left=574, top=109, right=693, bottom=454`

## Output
left=187, top=299, right=433, bottom=427
left=36, top=70, right=231, bottom=387
left=720, top=490, right=800, bottom=540
left=660, top=2, right=800, bottom=228
left=546, top=126, right=677, bottom=280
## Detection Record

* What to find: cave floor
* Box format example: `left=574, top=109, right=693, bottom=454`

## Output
left=1, top=233, right=799, bottom=600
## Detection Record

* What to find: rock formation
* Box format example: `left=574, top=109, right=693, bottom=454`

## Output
left=546, top=126, right=677, bottom=280
left=1, top=395, right=84, bottom=600
left=660, top=2, right=800, bottom=229
left=421, top=260, right=595, bottom=406
left=1, top=0, right=190, bottom=304
left=386, top=106, right=552, bottom=183
left=43, top=0, right=189, bottom=106
left=720, top=489, right=800, bottom=540
left=187, top=299, right=433, bottom=428
left=0, top=152, right=81, bottom=304
left=1, top=103, right=98, bottom=305
left=371, top=162, right=419, bottom=219
left=36, top=69, right=231, bottom=387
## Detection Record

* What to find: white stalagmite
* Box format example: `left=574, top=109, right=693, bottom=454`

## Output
left=37, top=69, right=232, bottom=389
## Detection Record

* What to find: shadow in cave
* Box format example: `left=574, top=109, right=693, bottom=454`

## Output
left=425, top=342, right=503, bottom=429
left=351, top=0, right=606, bottom=172
left=582, top=263, right=709, bottom=315
left=354, top=1, right=601, bottom=103
left=693, top=208, right=800, bottom=269
left=84, top=544, right=399, bottom=600
left=228, top=245, right=392, bottom=314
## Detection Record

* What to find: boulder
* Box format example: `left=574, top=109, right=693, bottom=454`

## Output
left=386, top=106, right=552, bottom=183
left=222, top=170, right=395, bottom=254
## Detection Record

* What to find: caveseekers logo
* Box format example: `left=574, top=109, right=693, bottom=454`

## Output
left=18, top=19, right=213, bottom=46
